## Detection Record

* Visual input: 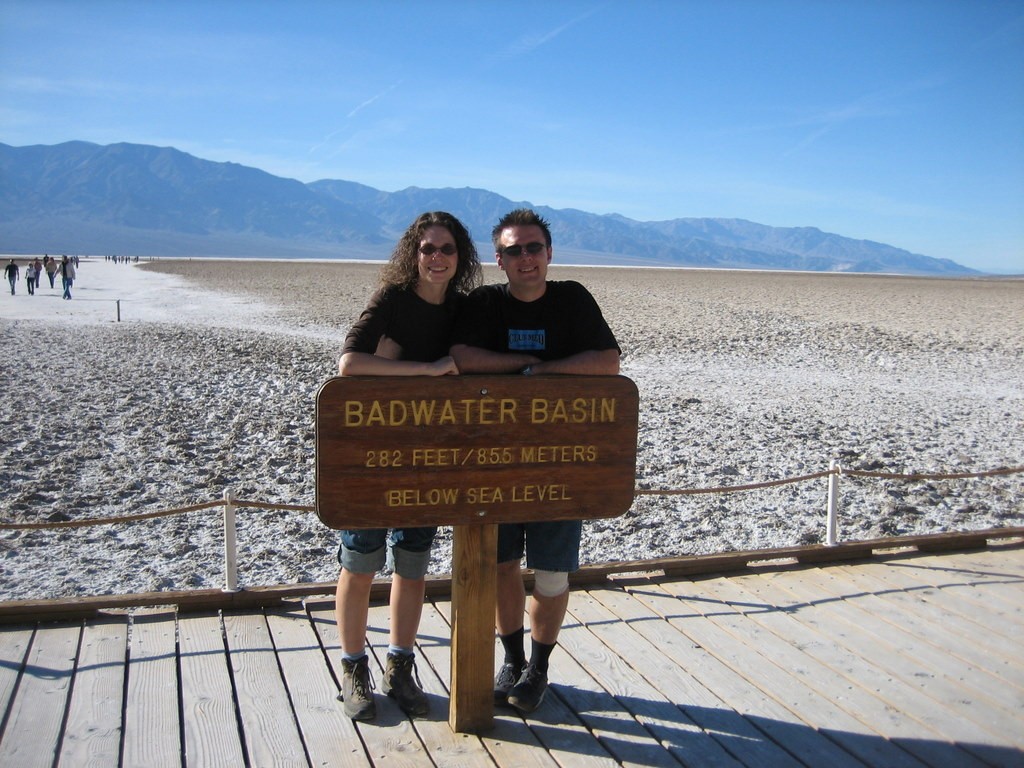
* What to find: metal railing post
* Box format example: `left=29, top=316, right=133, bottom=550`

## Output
left=223, top=488, right=239, bottom=592
left=826, top=460, right=840, bottom=546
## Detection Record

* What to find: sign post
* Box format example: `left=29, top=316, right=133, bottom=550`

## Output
left=315, top=375, right=639, bottom=731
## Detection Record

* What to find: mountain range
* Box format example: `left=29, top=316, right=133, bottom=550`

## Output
left=0, top=141, right=977, bottom=275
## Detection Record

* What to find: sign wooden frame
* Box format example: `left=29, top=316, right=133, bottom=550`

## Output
left=315, top=375, right=639, bottom=529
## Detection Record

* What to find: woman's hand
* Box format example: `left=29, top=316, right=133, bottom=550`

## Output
left=426, top=356, right=459, bottom=376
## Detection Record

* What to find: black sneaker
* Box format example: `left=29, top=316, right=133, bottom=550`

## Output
left=338, top=656, right=376, bottom=721
left=493, top=661, right=526, bottom=705
left=382, top=652, right=429, bottom=717
left=507, top=664, right=548, bottom=714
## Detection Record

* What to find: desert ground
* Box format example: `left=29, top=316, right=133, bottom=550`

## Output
left=1, top=257, right=1021, bottom=600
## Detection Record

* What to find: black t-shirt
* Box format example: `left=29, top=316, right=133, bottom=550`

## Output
left=452, top=281, right=619, bottom=360
left=343, top=286, right=463, bottom=363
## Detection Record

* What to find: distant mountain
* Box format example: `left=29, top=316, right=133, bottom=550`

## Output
left=0, top=141, right=977, bottom=275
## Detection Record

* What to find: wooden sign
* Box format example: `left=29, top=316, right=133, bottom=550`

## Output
left=315, top=375, right=639, bottom=529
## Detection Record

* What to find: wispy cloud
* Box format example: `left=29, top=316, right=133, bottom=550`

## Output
left=491, top=3, right=607, bottom=61
left=308, top=81, right=403, bottom=155
left=346, top=81, right=402, bottom=119
left=725, top=76, right=946, bottom=158
left=4, top=75, right=137, bottom=97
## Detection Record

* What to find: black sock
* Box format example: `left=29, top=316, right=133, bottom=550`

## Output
left=500, top=627, right=527, bottom=667
left=530, top=638, right=556, bottom=674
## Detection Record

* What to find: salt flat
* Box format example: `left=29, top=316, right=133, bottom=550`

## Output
left=1, top=258, right=1021, bottom=600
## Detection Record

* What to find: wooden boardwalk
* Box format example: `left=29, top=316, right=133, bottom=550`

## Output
left=1, top=543, right=1021, bottom=767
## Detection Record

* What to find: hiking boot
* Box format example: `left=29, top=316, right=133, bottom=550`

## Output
left=338, top=656, right=376, bottom=721
left=493, top=661, right=526, bottom=705
left=507, top=664, right=548, bottom=714
left=382, top=652, right=429, bottom=717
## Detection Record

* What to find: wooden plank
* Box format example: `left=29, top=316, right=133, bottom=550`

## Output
left=265, top=602, right=372, bottom=768
left=927, top=545, right=1024, bottom=582
left=639, top=580, right=872, bottom=768
left=712, top=569, right=1024, bottom=765
left=724, top=568, right=997, bottom=768
left=672, top=575, right=932, bottom=768
left=306, top=602, right=433, bottom=767
left=826, top=563, right=1024, bottom=709
left=417, top=600, right=557, bottom=768
left=375, top=603, right=498, bottom=768
left=178, top=611, right=247, bottom=767
left=362, top=603, right=438, bottom=764
left=621, top=579, right=885, bottom=767
left=0, top=625, right=33, bottom=726
left=222, top=610, right=309, bottom=767
left=586, top=585, right=804, bottom=768
left=849, top=553, right=1024, bottom=634
left=124, top=609, right=181, bottom=767
left=558, top=591, right=731, bottom=767
left=449, top=523, right=496, bottom=733
left=917, top=548, right=1024, bottom=623
left=565, top=590, right=746, bottom=767
left=0, top=622, right=79, bottom=768
left=432, top=598, right=621, bottom=767
left=769, top=568, right=1014, bottom=766
left=58, top=615, right=128, bottom=767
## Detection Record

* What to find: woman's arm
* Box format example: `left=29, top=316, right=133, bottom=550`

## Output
left=338, top=350, right=458, bottom=377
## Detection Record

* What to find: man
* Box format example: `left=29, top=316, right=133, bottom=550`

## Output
left=60, top=255, right=76, bottom=300
left=450, top=208, right=620, bottom=714
left=4, top=259, right=19, bottom=295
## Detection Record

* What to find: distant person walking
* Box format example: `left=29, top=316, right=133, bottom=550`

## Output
left=60, top=255, right=76, bottom=300
left=4, top=260, right=18, bottom=295
left=25, top=262, right=36, bottom=295
left=44, top=256, right=58, bottom=288
left=32, top=257, right=42, bottom=289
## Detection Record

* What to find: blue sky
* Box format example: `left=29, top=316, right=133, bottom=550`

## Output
left=1, top=0, right=1022, bottom=273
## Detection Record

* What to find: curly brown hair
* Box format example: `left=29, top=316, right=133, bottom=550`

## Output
left=379, top=211, right=482, bottom=294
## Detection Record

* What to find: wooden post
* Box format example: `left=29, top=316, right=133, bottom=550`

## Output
left=449, top=524, right=497, bottom=732
left=826, top=460, right=840, bottom=546
left=223, top=489, right=239, bottom=592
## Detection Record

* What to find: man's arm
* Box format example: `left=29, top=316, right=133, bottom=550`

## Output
left=451, top=344, right=619, bottom=376
left=450, top=344, right=541, bottom=374
left=528, top=348, right=620, bottom=376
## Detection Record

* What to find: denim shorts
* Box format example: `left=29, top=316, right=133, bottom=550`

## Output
left=497, top=519, right=582, bottom=572
left=338, top=526, right=437, bottom=580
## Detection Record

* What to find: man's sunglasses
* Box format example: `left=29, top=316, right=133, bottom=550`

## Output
left=499, top=242, right=547, bottom=258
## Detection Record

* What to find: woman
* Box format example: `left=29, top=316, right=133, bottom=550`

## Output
left=334, top=211, right=481, bottom=722
left=25, top=261, right=36, bottom=295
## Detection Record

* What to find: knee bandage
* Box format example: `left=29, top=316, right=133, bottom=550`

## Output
left=533, top=569, right=569, bottom=598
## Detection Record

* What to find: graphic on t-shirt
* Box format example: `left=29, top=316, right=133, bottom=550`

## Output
left=508, top=329, right=546, bottom=351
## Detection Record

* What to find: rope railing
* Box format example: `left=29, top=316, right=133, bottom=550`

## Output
left=1, top=462, right=1021, bottom=592
left=0, top=499, right=226, bottom=530
left=635, top=469, right=834, bottom=496
left=842, top=465, right=1024, bottom=481
left=2, top=463, right=1021, bottom=532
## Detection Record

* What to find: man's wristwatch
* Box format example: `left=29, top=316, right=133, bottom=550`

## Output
left=521, top=365, right=534, bottom=375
